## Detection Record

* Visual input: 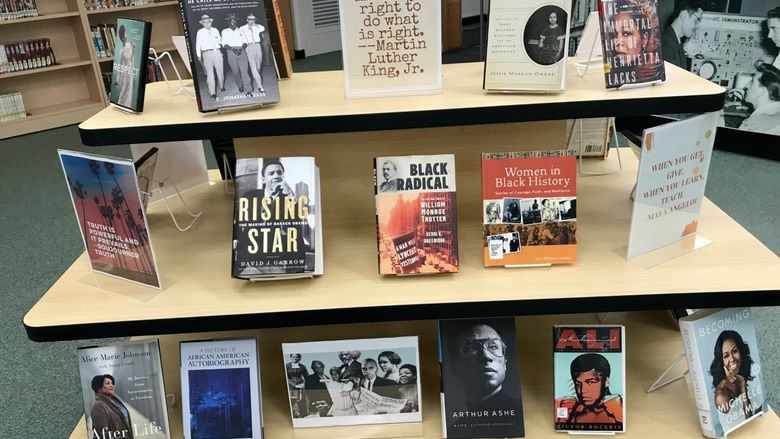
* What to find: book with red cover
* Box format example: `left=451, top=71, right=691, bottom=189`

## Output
left=374, top=154, right=458, bottom=275
left=481, top=150, right=576, bottom=266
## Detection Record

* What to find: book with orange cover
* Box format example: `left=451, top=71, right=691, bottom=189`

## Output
left=481, top=150, right=576, bottom=266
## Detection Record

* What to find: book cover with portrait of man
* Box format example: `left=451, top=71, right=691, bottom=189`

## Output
left=679, top=308, right=766, bottom=438
left=553, top=325, right=626, bottom=432
left=597, top=0, right=665, bottom=88
left=77, top=340, right=171, bottom=439
left=231, top=157, right=322, bottom=280
left=374, top=154, right=458, bottom=275
left=439, top=317, right=525, bottom=438
left=481, top=150, right=576, bottom=267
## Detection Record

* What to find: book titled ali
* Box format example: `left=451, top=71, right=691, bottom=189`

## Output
left=232, top=157, right=322, bottom=280
left=180, top=338, right=264, bottom=439
left=483, top=0, right=571, bottom=92
left=553, top=325, right=626, bottom=433
left=374, top=154, right=458, bottom=275
left=178, top=0, right=280, bottom=112
left=597, top=0, right=664, bottom=89
left=439, top=317, right=525, bottom=438
left=58, top=150, right=161, bottom=289
left=110, top=17, right=152, bottom=113
left=77, top=340, right=170, bottom=439
left=481, top=150, right=576, bottom=267
left=679, top=308, right=767, bottom=438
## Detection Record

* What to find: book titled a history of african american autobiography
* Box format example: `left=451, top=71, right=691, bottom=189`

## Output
left=180, top=338, right=264, bottom=439
left=438, top=318, right=525, bottom=438
left=178, top=0, right=280, bottom=112
left=77, top=340, right=170, bottom=439
left=483, top=0, right=571, bottom=92
left=374, top=154, right=458, bottom=275
left=553, top=325, right=626, bottom=433
left=679, top=308, right=766, bottom=438
left=481, top=150, right=576, bottom=267
left=58, top=150, right=161, bottom=289
left=597, top=0, right=664, bottom=89
left=109, top=17, right=151, bottom=113
left=232, top=157, right=322, bottom=280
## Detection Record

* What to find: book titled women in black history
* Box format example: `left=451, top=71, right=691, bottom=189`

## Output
left=231, top=157, right=322, bottom=280
left=178, top=0, right=280, bottom=112
left=110, top=17, right=151, bottom=113
left=438, top=317, right=525, bottom=438
left=77, top=340, right=170, bottom=439
left=374, top=154, right=458, bottom=275
left=180, top=338, right=264, bottom=439
left=597, top=0, right=665, bottom=88
left=553, top=325, right=626, bottom=432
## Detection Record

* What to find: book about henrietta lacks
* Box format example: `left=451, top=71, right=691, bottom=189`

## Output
left=77, top=339, right=171, bottom=439
left=553, top=325, right=626, bottom=433
left=597, top=0, right=665, bottom=88
left=679, top=308, right=766, bottom=438
left=180, top=338, right=264, bottom=439
left=481, top=150, right=576, bottom=267
left=374, top=154, right=458, bottom=275
left=232, top=157, right=322, bottom=280
left=178, top=0, right=280, bottom=112
left=438, top=317, right=525, bottom=438
left=58, top=149, right=162, bottom=289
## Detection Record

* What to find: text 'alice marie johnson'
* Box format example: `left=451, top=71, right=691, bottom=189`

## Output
left=238, top=195, right=309, bottom=254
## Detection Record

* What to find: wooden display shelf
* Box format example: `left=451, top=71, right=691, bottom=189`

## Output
left=77, top=61, right=726, bottom=146
left=66, top=312, right=780, bottom=438
left=0, top=59, right=92, bottom=79
left=0, top=11, right=81, bottom=25
left=97, top=42, right=177, bottom=63
left=0, top=99, right=103, bottom=139
left=23, top=150, right=780, bottom=342
left=85, top=0, right=179, bottom=15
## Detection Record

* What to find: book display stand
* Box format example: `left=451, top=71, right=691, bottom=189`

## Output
left=575, top=117, right=623, bottom=175
left=23, top=61, right=780, bottom=439
left=646, top=352, right=688, bottom=393
left=148, top=48, right=193, bottom=97
left=141, top=177, right=203, bottom=232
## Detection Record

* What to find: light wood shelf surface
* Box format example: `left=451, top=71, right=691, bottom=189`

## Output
left=67, top=312, right=779, bottom=439
left=0, top=11, right=80, bottom=25
left=85, top=0, right=179, bottom=15
left=24, top=151, right=780, bottom=341
left=77, top=61, right=726, bottom=145
left=0, top=100, right=103, bottom=139
left=0, top=59, right=92, bottom=79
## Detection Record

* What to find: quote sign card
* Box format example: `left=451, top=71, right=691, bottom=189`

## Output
left=338, top=0, right=442, bottom=98
left=626, top=112, right=718, bottom=260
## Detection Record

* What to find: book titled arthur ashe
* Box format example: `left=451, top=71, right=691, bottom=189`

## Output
left=481, top=150, right=576, bottom=267
left=553, top=325, right=626, bottom=433
left=180, top=338, right=264, bottom=439
left=439, top=317, right=525, bottom=438
left=232, top=157, right=322, bottom=280
left=178, top=0, right=280, bottom=112
left=77, top=340, right=170, bottom=439
left=374, top=154, right=458, bottom=275
left=597, top=0, right=664, bottom=88
left=679, top=308, right=766, bottom=438
left=483, top=0, right=571, bottom=92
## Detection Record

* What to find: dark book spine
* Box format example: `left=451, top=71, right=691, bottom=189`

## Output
left=177, top=0, right=206, bottom=112
left=596, top=0, right=617, bottom=89
left=264, top=0, right=292, bottom=78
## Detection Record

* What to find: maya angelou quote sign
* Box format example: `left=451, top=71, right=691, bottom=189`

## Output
left=339, top=0, right=441, bottom=97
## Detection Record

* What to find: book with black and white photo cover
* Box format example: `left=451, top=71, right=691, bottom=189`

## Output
left=59, top=149, right=162, bottom=289
left=374, top=154, right=458, bottom=275
left=281, top=336, right=422, bottom=428
left=178, top=0, right=280, bottom=112
left=597, top=0, right=665, bottom=89
left=231, top=157, right=322, bottom=280
left=481, top=150, right=576, bottom=267
left=180, top=338, right=264, bottom=439
left=110, top=17, right=152, bottom=113
left=483, top=0, right=571, bottom=92
left=77, top=340, right=171, bottom=439
left=553, top=325, right=626, bottom=433
left=679, top=308, right=766, bottom=438
left=438, top=317, right=525, bottom=438
left=338, top=0, right=442, bottom=98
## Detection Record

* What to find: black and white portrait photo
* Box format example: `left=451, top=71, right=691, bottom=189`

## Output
left=487, top=232, right=521, bottom=259
left=524, top=5, right=569, bottom=66
left=281, top=337, right=421, bottom=428
left=484, top=200, right=503, bottom=224
left=521, top=198, right=542, bottom=224
left=559, top=198, right=577, bottom=220
left=502, top=197, right=522, bottom=223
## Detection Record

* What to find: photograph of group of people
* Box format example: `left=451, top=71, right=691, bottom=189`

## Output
left=484, top=196, right=576, bottom=255
left=485, top=222, right=578, bottom=256
left=282, top=337, right=422, bottom=428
